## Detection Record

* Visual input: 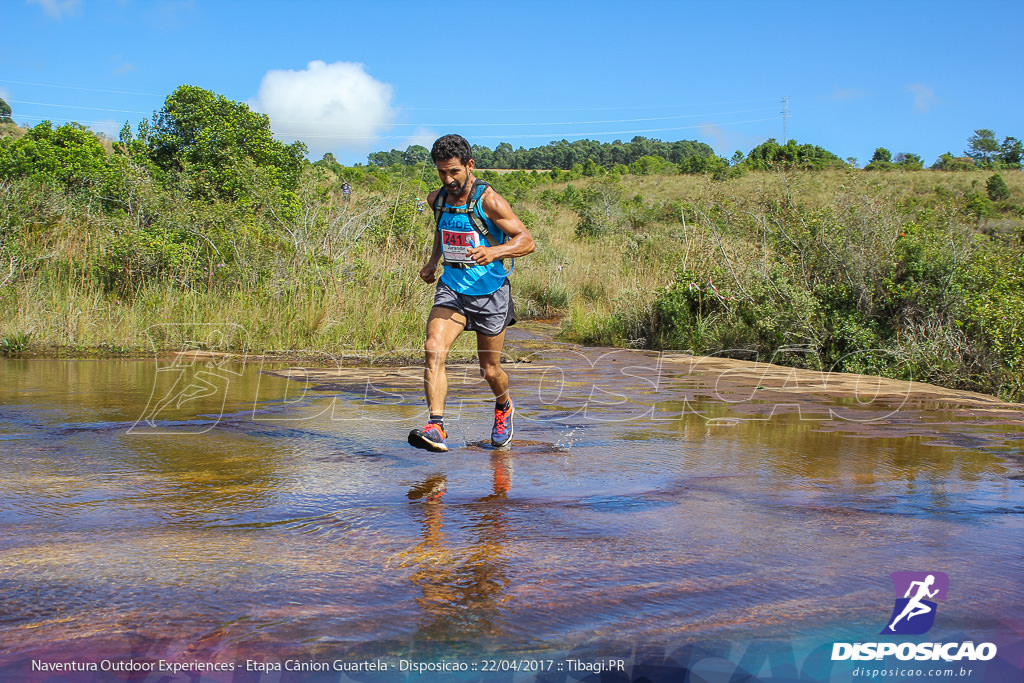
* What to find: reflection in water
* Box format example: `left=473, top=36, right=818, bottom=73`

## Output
left=399, top=454, right=513, bottom=644
left=1, top=355, right=1022, bottom=672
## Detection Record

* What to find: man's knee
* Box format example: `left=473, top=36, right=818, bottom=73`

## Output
left=424, top=335, right=449, bottom=364
left=479, top=360, right=505, bottom=382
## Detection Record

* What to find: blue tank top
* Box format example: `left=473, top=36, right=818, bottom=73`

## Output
left=438, top=199, right=509, bottom=295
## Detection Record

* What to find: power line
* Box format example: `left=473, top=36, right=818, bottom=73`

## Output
left=0, top=79, right=161, bottom=97
left=6, top=96, right=777, bottom=129
left=0, top=78, right=779, bottom=114
left=272, top=117, right=780, bottom=141
left=11, top=111, right=779, bottom=141
left=6, top=99, right=150, bottom=115
left=400, top=97, right=781, bottom=113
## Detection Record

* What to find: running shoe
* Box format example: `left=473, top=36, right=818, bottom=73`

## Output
left=491, top=400, right=514, bottom=448
left=408, top=422, right=448, bottom=452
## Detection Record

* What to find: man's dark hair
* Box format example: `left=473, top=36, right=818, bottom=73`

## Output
left=431, top=134, right=472, bottom=165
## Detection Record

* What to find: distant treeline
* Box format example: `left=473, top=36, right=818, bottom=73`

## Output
left=366, top=131, right=1023, bottom=174
left=366, top=136, right=855, bottom=175
left=478, top=137, right=717, bottom=170
left=368, top=136, right=719, bottom=170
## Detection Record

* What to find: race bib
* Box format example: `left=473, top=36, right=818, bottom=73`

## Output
left=441, top=229, right=480, bottom=263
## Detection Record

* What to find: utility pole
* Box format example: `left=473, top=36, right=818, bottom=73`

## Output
left=781, top=96, right=790, bottom=142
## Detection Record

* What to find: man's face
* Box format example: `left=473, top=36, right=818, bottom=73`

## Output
left=435, top=157, right=474, bottom=197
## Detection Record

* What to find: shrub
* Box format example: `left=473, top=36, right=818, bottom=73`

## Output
left=574, top=181, right=624, bottom=238
left=986, top=173, right=1010, bottom=201
left=0, top=121, right=110, bottom=192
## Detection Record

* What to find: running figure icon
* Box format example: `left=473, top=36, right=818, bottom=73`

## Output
left=882, top=571, right=948, bottom=635
left=888, top=574, right=939, bottom=631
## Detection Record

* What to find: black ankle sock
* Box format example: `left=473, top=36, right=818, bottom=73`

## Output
left=429, top=415, right=445, bottom=429
left=495, top=400, right=511, bottom=412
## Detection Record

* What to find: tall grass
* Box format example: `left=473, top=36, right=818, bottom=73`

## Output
left=0, top=171, right=446, bottom=358
left=520, top=169, right=1024, bottom=400
left=3, top=167, right=1023, bottom=399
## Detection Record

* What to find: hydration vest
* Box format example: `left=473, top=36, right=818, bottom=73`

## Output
left=432, top=179, right=512, bottom=273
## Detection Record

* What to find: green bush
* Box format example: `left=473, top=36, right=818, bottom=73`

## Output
left=0, top=121, right=110, bottom=192
left=99, top=225, right=202, bottom=293
left=574, top=181, right=624, bottom=238
left=986, top=173, right=1010, bottom=201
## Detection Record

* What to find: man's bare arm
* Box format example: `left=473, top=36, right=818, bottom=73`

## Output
left=467, top=187, right=535, bottom=265
left=419, top=190, right=442, bottom=283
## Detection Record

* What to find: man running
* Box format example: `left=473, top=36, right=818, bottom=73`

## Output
left=888, top=574, right=939, bottom=631
left=408, top=135, right=535, bottom=452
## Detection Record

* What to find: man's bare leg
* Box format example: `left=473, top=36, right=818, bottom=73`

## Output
left=478, top=329, right=515, bottom=447
left=477, top=330, right=509, bottom=404
left=424, top=306, right=466, bottom=418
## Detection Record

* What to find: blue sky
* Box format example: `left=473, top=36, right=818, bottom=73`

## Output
left=3, top=0, right=1022, bottom=166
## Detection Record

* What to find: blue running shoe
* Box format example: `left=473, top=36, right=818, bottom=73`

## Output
left=491, top=400, right=514, bottom=448
left=408, top=422, right=448, bottom=452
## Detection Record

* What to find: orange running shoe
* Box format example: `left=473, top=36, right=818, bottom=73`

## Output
left=491, top=400, right=514, bottom=448
left=408, top=422, right=448, bottom=452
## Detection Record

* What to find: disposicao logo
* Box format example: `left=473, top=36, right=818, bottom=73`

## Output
left=881, top=571, right=948, bottom=635
left=831, top=572, right=998, bottom=663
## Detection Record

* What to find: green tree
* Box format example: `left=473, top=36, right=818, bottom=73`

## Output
left=148, top=85, right=306, bottom=200
left=865, top=147, right=894, bottom=171
left=743, top=138, right=845, bottom=170
left=403, top=144, right=429, bottom=166
left=368, top=149, right=403, bottom=167
left=0, top=121, right=109, bottom=190
left=493, top=142, right=514, bottom=168
left=998, top=136, right=1022, bottom=169
left=112, top=120, right=150, bottom=160
left=932, top=152, right=976, bottom=171
left=0, top=97, right=12, bottom=124
left=895, top=152, right=923, bottom=170
left=471, top=144, right=494, bottom=168
left=986, top=174, right=1010, bottom=201
left=966, top=129, right=999, bottom=167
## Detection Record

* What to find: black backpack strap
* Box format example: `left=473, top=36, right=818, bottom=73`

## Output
left=467, top=180, right=513, bottom=273
left=464, top=180, right=501, bottom=248
left=432, top=187, right=448, bottom=230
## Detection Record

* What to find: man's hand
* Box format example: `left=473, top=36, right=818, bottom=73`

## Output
left=420, top=262, right=438, bottom=284
left=466, top=246, right=496, bottom=266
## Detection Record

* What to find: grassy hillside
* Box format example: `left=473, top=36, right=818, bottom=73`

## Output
left=509, top=168, right=1024, bottom=400
left=2, top=153, right=1023, bottom=399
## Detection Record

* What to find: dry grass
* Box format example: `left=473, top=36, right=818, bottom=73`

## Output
left=2, top=169, right=1022, bottom=368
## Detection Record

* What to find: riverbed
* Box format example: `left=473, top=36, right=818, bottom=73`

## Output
left=1, top=341, right=1022, bottom=681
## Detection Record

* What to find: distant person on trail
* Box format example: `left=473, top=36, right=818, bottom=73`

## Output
left=408, top=134, right=536, bottom=453
left=342, top=181, right=351, bottom=202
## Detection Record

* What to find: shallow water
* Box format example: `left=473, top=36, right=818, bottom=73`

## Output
left=1, top=350, right=1023, bottom=680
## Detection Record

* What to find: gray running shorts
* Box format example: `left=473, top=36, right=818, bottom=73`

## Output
left=433, top=279, right=516, bottom=336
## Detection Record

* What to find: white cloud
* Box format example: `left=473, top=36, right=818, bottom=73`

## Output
left=402, top=127, right=439, bottom=150
left=253, top=60, right=395, bottom=158
left=699, top=122, right=763, bottom=154
left=908, top=83, right=938, bottom=113
left=699, top=122, right=731, bottom=150
left=28, top=0, right=81, bottom=19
